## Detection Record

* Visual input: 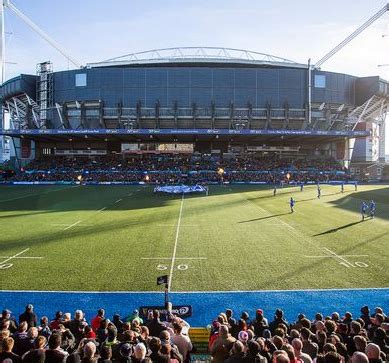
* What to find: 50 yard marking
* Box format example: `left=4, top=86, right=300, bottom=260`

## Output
left=305, top=247, right=369, bottom=268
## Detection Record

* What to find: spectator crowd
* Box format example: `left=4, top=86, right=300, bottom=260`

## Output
left=5, top=154, right=351, bottom=184
left=0, top=304, right=388, bottom=363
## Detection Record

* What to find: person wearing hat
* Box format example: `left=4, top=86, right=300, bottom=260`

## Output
left=19, top=304, right=37, bottom=329
left=0, top=309, right=17, bottom=333
left=251, top=309, right=269, bottom=338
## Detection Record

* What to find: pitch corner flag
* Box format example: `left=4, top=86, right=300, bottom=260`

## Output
left=157, top=275, right=168, bottom=285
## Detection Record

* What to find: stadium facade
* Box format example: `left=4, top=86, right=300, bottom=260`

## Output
left=0, top=47, right=388, bottom=166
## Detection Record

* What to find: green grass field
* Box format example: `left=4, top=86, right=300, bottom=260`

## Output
left=0, top=184, right=388, bottom=292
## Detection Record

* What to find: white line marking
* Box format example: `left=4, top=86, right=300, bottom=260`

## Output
left=156, top=224, right=198, bottom=227
left=0, top=256, right=43, bottom=259
left=305, top=254, right=368, bottom=258
left=323, top=247, right=354, bottom=267
left=1, top=287, right=388, bottom=294
left=0, top=248, right=30, bottom=265
left=239, top=194, right=359, bottom=267
left=115, top=199, right=122, bottom=203
left=141, top=257, right=207, bottom=260
left=51, top=224, right=93, bottom=227
left=168, top=194, right=184, bottom=292
left=63, top=220, right=82, bottom=230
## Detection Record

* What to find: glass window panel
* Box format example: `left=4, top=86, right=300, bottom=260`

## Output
left=168, top=69, right=190, bottom=87
left=191, top=87, right=212, bottom=107
left=213, top=69, right=234, bottom=88
left=235, top=69, right=256, bottom=88
left=190, top=69, right=212, bottom=87
left=315, top=74, right=326, bottom=88
left=75, top=73, right=87, bottom=87
left=146, top=69, right=168, bottom=87
left=168, top=88, right=190, bottom=107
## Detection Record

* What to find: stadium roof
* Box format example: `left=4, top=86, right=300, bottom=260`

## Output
left=86, top=47, right=308, bottom=69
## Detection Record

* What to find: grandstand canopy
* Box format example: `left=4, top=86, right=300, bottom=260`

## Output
left=87, top=47, right=307, bottom=69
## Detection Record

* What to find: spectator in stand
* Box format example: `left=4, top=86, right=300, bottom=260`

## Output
left=351, top=351, right=369, bottom=363
left=21, top=335, right=46, bottom=363
left=83, top=326, right=96, bottom=340
left=346, top=321, right=363, bottom=356
left=210, top=324, right=236, bottom=363
left=149, top=337, right=169, bottom=363
left=12, top=321, right=29, bottom=356
left=57, top=324, right=75, bottom=353
left=61, top=313, right=71, bottom=329
left=99, top=345, right=112, bottom=363
left=82, top=341, right=99, bottom=363
left=19, top=305, right=37, bottom=329
left=112, top=330, right=137, bottom=362
left=146, top=310, right=166, bottom=338
left=38, top=316, right=51, bottom=339
left=365, top=343, right=383, bottom=363
left=243, top=339, right=267, bottom=363
left=138, top=326, right=150, bottom=351
left=252, top=310, right=269, bottom=338
left=170, top=322, right=192, bottom=363
left=360, top=307, right=371, bottom=331
left=69, top=310, right=88, bottom=346
left=292, top=338, right=312, bottom=363
left=371, top=328, right=389, bottom=355
left=49, top=312, right=63, bottom=331
left=91, top=309, right=105, bottom=333
left=43, top=332, right=68, bottom=363
left=272, top=350, right=290, bottom=363
left=226, top=309, right=237, bottom=335
left=354, top=335, right=368, bottom=354
left=126, top=310, right=143, bottom=325
left=0, top=337, right=21, bottom=363
left=269, top=310, right=289, bottom=335
left=0, top=310, right=17, bottom=334
left=132, top=343, right=149, bottom=363
left=224, top=340, right=246, bottom=363
left=112, top=314, right=124, bottom=335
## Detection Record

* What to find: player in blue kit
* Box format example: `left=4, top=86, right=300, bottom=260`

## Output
left=361, top=201, right=368, bottom=221
left=290, top=197, right=295, bottom=213
left=369, top=200, right=376, bottom=218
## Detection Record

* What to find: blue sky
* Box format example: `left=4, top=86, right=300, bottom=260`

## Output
left=5, top=0, right=389, bottom=78
left=3, top=0, right=389, bottom=152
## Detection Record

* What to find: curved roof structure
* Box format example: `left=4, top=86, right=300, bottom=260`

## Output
left=86, top=47, right=307, bottom=69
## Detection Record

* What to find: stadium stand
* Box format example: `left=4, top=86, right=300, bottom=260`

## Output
left=0, top=305, right=388, bottom=363
left=5, top=154, right=351, bottom=184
